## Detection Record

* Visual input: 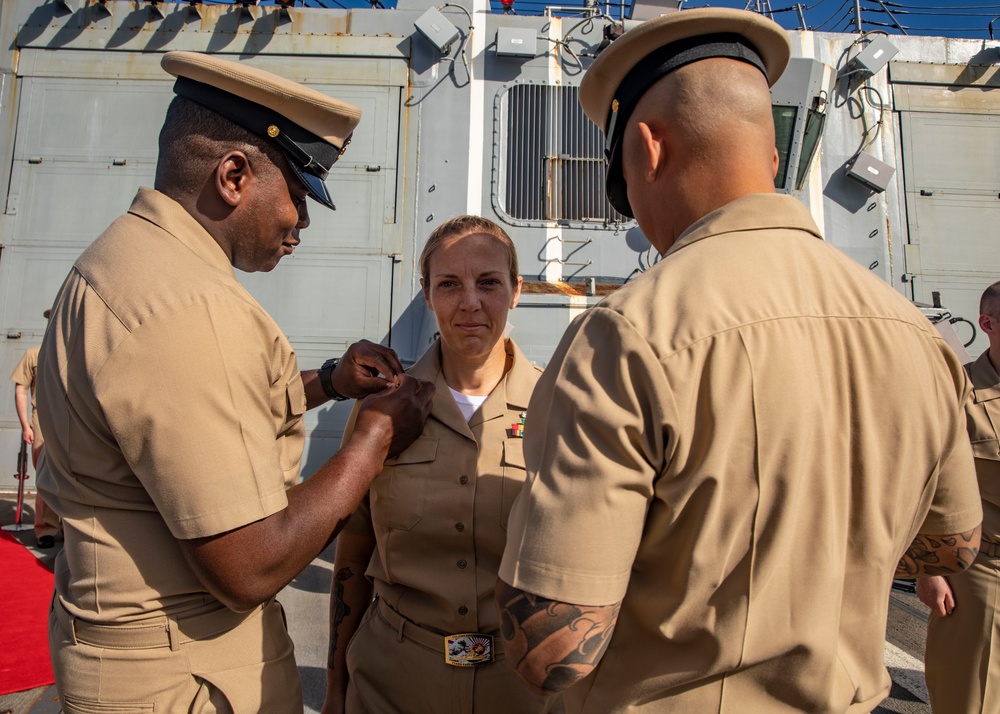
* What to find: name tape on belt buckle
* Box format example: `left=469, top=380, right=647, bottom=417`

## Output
left=444, top=633, right=494, bottom=666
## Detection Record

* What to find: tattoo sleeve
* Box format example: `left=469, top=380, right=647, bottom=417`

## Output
left=495, top=580, right=620, bottom=694
left=895, top=525, right=981, bottom=578
left=327, top=567, right=354, bottom=669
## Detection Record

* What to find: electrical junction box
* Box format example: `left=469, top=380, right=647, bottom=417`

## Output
left=846, top=151, right=895, bottom=193
left=414, top=7, right=460, bottom=53
left=850, top=35, right=899, bottom=76
left=496, top=27, right=537, bottom=58
left=630, top=2, right=677, bottom=21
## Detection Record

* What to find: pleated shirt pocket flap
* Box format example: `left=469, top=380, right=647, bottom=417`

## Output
left=972, top=438, right=1000, bottom=462
left=502, top=439, right=526, bottom=470
left=285, top=377, right=307, bottom=419
left=386, top=436, right=439, bottom=466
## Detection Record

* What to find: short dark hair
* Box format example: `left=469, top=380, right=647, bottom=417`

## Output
left=981, top=280, right=1000, bottom=319
left=155, top=96, right=285, bottom=195
left=420, top=215, right=519, bottom=287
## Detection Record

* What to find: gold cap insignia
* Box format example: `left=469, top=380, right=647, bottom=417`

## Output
left=267, top=125, right=280, bottom=138
left=612, top=99, right=619, bottom=113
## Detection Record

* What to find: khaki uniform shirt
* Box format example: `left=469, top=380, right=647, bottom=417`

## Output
left=500, top=193, right=982, bottom=713
left=10, top=344, right=43, bottom=449
left=37, top=188, right=306, bottom=625
left=345, top=338, right=541, bottom=636
left=966, top=351, right=1000, bottom=542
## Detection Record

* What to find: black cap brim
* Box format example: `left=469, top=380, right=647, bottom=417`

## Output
left=172, top=75, right=342, bottom=212
left=290, top=161, right=336, bottom=210
left=606, top=134, right=633, bottom=218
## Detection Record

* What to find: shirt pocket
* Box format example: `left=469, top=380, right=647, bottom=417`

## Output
left=372, top=436, right=438, bottom=530
left=972, top=438, right=1000, bottom=462
left=500, top=439, right=527, bottom=530
left=277, top=378, right=307, bottom=480
left=284, top=376, right=306, bottom=421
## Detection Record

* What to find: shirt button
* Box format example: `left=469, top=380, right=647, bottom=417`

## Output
left=455, top=522, right=465, bottom=532
left=459, top=475, right=469, bottom=485
left=458, top=606, right=469, bottom=616
left=457, top=559, right=467, bottom=569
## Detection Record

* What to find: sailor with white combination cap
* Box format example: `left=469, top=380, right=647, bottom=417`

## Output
left=496, top=8, right=982, bottom=712
left=37, top=51, right=434, bottom=712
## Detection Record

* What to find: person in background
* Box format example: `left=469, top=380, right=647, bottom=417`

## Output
left=10, top=307, right=60, bottom=548
left=495, top=8, right=982, bottom=713
left=919, top=279, right=1000, bottom=713
left=36, top=51, right=433, bottom=713
left=323, top=215, right=559, bottom=714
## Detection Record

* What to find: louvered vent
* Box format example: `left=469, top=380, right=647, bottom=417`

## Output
left=495, top=83, right=630, bottom=227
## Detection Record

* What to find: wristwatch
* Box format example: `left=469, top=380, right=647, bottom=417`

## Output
left=318, top=358, right=349, bottom=401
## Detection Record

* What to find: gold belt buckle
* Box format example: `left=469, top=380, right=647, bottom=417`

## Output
left=443, top=633, right=494, bottom=667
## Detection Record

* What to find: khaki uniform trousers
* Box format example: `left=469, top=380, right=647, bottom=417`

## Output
left=50, top=598, right=302, bottom=714
left=32, top=447, right=60, bottom=540
left=346, top=598, right=561, bottom=714
left=925, top=547, right=1000, bottom=714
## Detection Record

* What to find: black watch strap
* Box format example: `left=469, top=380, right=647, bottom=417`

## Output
left=318, top=358, right=349, bottom=401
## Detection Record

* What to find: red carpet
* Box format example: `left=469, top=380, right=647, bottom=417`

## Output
left=0, top=530, right=54, bottom=695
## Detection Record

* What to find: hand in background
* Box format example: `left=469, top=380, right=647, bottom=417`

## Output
left=916, top=575, right=955, bottom=617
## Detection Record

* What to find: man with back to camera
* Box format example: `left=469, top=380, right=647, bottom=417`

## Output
left=495, top=8, right=982, bottom=712
left=918, top=280, right=1000, bottom=713
left=36, top=51, right=434, bottom=713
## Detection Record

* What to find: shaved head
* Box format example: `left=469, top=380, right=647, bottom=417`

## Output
left=621, top=57, right=779, bottom=249
left=981, top=280, right=1000, bottom=319
left=629, top=57, right=776, bottom=177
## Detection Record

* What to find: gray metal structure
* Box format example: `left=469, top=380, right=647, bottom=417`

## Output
left=0, top=0, right=997, bottom=477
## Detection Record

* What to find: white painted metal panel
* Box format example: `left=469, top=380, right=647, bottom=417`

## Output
left=0, top=248, right=76, bottom=334
left=902, top=112, right=1000, bottom=193
left=239, top=254, right=391, bottom=349
left=12, top=77, right=170, bottom=163
left=900, top=110, right=1000, bottom=357
left=8, top=164, right=151, bottom=246
left=0, top=247, right=82, bottom=473
left=0, top=61, right=408, bottom=464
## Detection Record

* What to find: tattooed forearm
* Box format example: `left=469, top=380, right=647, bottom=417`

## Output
left=895, top=525, right=981, bottom=578
left=327, top=567, right=354, bottom=669
left=495, top=579, right=620, bottom=694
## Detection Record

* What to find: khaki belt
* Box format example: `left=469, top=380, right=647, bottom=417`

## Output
left=53, top=596, right=258, bottom=652
left=375, top=596, right=502, bottom=666
left=980, top=540, right=1000, bottom=558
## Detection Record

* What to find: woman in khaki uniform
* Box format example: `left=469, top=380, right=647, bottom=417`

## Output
left=322, top=216, right=559, bottom=714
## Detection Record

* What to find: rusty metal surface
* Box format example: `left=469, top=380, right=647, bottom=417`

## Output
left=521, top=278, right=619, bottom=296
left=14, top=1, right=406, bottom=58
